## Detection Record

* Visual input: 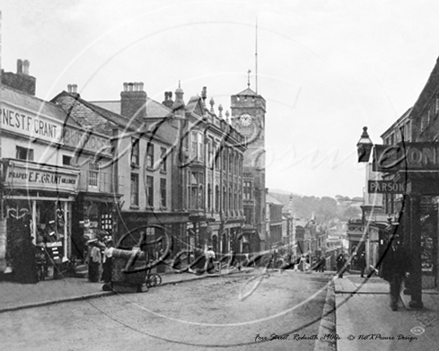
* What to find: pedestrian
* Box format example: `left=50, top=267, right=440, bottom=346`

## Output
left=381, top=235, right=410, bottom=311
left=86, top=239, right=102, bottom=282
left=336, top=253, right=347, bottom=278
left=319, top=256, right=326, bottom=272
left=101, top=237, right=114, bottom=285
left=359, top=252, right=367, bottom=278
left=205, top=246, right=216, bottom=274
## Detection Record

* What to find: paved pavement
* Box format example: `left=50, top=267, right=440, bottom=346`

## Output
left=334, top=273, right=438, bottom=351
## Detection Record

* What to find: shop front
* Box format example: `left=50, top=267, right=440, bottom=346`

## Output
left=3, top=159, right=79, bottom=281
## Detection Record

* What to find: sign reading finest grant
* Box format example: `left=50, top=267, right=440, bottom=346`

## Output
left=368, top=180, right=405, bottom=194
left=5, top=160, right=79, bottom=194
left=373, top=142, right=439, bottom=173
left=0, top=105, right=63, bottom=143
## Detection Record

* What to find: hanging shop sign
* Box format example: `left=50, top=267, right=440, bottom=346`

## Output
left=367, top=180, right=405, bottom=194
left=0, top=104, right=63, bottom=143
left=373, top=142, right=439, bottom=173
left=4, top=159, right=79, bottom=194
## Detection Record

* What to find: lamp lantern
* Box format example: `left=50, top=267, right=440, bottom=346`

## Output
left=357, top=126, right=373, bottom=163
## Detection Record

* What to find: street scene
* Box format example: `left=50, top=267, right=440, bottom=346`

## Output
left=0, top=1, right=438, bottom=350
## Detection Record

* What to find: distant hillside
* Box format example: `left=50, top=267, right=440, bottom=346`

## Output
left=269, top=191, right=361, bottom=223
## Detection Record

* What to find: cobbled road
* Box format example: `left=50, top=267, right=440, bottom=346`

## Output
left=1, top=270, right=334, bottom=351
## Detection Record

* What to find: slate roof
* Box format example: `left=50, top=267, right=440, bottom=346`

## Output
left=52, top=91, right=171, bottom=145
left=2, top=86, right=80, bottom=127
left=235, top=87, right=259, bottom=97
left=266, top=194, right=284, bottom=206
left=91, top=98, right=172, bottom=119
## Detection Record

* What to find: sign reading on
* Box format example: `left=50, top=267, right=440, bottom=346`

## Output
left=368, top=180, right=405, bottom=194
left=5, top=160, right=79, bottom=194
left=373, top=142, right=439, bottom=173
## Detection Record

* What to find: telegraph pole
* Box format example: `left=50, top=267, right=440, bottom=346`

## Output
left=0, top=11, right=6, bottom=273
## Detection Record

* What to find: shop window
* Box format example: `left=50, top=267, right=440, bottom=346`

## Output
left=146, top=144, right=154, bottom=169
left=88, top=163, right=99, bottom=189
left=63, top=155, right=72, bottom=166
left=160, top=147, right=167, bottom=172
left=146, top=176, right=154, bottom=207
left=131, top=173, right=139, bottom=207
left=131, top=138, right=140, bottom=166
left=160, top=178, right=167, bottom=208
left=16, top=146, right=34, bottom=161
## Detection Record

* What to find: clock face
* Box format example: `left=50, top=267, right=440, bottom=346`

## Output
left=240, top=113, right=252, bottom=127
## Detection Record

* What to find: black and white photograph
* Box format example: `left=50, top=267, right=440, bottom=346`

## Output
left=0, top=1, right=438, bottom=350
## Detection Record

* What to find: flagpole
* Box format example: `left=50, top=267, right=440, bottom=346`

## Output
left=255, top=17, right=258, bottom=94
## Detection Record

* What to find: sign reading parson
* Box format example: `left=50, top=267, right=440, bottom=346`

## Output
left=368, top=180, right=405, bottom=194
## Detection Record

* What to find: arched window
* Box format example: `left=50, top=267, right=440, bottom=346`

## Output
left=207, top=184, right=212, bottom=211
left=198, top=185, right=204, bottom=209
left=223, top=186, right=226, bottom=212
left=215, top=185, right=220, bottom=212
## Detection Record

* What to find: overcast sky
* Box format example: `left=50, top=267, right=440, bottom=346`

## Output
left=1, top=0, right=438, bottom=198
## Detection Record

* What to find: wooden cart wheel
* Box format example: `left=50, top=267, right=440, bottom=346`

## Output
left=146, top=274, right=158, bottom=287
left=153, top=273, right=162, bottom=286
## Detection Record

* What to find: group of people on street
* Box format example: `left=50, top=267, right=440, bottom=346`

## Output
left=85, top=232, right=114, bottom=284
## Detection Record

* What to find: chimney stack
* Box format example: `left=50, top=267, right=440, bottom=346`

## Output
left=162, top=91, right=174, bottom=109
left=2, top=59, right=36, bottom=95
left=67, top=84, right=80, bottom=97
left=121, top=81, right=147, bottom=118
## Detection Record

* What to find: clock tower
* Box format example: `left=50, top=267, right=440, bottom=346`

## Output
left=230, top=86, right=267, bottom=252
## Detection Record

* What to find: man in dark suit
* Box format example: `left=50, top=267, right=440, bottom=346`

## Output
left=381, top=235, right=410, bottom=311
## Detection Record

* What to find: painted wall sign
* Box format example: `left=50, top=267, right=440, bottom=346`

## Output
left=373, top=142, right=439, bottom=172
left=368, top=180, right=405, bottom=194
left=63, top=127, right=111, bottom=154
left=5, top=160, right=79, bottom=194
left=0, top=105, right=63, bottom=143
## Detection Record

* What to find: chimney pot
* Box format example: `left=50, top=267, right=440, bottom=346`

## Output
left=17, top=59, right=23, bottom=74
left=128, top=83, right=133, bottom=92
left=133, top=82, right=139, bottom=91
left=139, top=82, right=144, bottom=91
left=23, top=60, right=30, bottom=75
left=67, top=84, right=72, bottom=93
left=123, top=82, right=128, bottom=92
